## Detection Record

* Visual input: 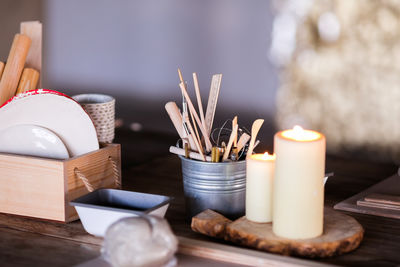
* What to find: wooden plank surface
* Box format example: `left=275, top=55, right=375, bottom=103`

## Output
left=0, top=227, right=99, bottom=267
left=177, top=237, right=333, bottom=267
left=0, top=213, right=102, bottom=246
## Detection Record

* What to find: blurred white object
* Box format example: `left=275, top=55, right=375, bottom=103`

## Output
left=274, top=1, right=400, bottom=162
left=284, top=0, right=313, bottom=18
left=114, top=118, right=124, bottom=128
left=130, top=122, right=143, bottom=132
left=270, top=0, right=314, bottom=65
left=318, top=12, right=341, bottom=42
left=0, top=124, right=69, bottom=159
left=270, top=12, right=297, bottom=65
left=102, top=216, right=178, bottom=267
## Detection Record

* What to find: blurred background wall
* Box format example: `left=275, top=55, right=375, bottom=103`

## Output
left=0, top=0, right=278, bottom=139
left=1, top=0, right=399, bottom=162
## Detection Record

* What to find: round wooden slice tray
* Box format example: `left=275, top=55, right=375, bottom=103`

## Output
left=191, top=208, right=364, bottom=258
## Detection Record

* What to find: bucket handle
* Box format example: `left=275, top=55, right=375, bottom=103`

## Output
left=74, top=156, right=121, bottom=192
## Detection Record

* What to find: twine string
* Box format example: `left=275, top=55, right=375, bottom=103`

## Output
left=74, top=167, right=95, bottom=192
left=74, top=156, right=120, bottom=192
left=108, top=156, right=121, bottom=188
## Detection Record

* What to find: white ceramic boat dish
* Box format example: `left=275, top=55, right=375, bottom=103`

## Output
left=0, top=124, right=69, bottom=159
left=0, top=89, right=99, bottom=157
left=70, top=189, right=172, bottom=237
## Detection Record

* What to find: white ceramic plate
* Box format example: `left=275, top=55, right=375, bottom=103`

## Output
left=0, top=89, right=99, bottom=157
left=0, top=124, right=69, bottom=159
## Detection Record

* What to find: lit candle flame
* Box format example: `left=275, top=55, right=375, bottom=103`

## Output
left=281, top=125, right=321, bottom=141
left=262, top=152, right=271, bottom=160
left=251, top=152, right=276, bottom=161
left=293, top=125, right=303, bottom=133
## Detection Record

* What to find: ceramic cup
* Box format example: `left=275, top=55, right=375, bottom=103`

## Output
left=72, top=94, right=115, bottom=143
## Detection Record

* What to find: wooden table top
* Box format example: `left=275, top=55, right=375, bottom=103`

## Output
left=0, top=128, right=399, bottom=267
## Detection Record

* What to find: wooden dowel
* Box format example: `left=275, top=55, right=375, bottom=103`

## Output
left=179, top=82, right=213, bottom=152
left=20, top=21, right=42, bottom=87
left=193, top=73, right=206, bottom=131
left=0, top=34, right=31, bottom=106
left=165, top=101, right=197, bottom=150
left=169, top=146, right=211, bottom=162
left=0, top=62, right=4, bottom=80
left=165, top=102, right=185, bottom=138
left=15, top=68, right=39, bottom=95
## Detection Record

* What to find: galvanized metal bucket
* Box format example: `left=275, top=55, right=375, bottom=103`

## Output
left=180, top=156, right=246, bottom=219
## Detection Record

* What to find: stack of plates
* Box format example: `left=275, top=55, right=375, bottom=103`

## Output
left=0, top=89, right=99, bottom=159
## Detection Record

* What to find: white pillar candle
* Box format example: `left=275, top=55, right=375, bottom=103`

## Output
left=273, top=126, right=326, bottom=239
left=246, top=152, right=275, bottom=223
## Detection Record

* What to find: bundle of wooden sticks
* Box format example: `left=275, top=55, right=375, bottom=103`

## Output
left=0, top=21, right=42, bottom=106
left=165, top=68, right=264, bottom=162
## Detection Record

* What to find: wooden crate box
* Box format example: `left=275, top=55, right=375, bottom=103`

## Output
left=0, top=144, right=121, bottom=222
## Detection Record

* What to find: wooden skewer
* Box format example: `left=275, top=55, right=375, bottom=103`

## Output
left=183, top=115, right=206, bottom=161
left=193, top=73, right=207, bottom=131
left=178, top=68, right=184, bottom=83
left=165, top=101, right=197, bottom=150
left=0, top=34, right=31, bottom=106
left=189, top=104, right=202, bottom=152
left=178, top=68, right=203, bottom=152
left=237, top=133, right=250, bottom=152
left=232, top=116, right=238, bottom=147
left=179, top=82, right=213, bottom=152
left=182, top=110, right=199, bottom=152
left=15, top=68, right=39, bottom=95
left=169, top=146, right=211, bottom=162
left=246, top=119, right=264, bottom=159
left=222, top=124, right=238, bottom=161
left=0, top=62, right=5, bottom=80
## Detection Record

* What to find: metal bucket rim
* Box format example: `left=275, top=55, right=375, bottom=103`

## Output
left=179, top=155, right=245, bottom=166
